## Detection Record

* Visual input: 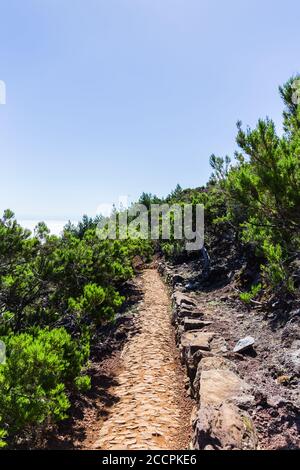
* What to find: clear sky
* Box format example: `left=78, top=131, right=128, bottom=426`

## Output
left=0, top=0, right=299, bottom=231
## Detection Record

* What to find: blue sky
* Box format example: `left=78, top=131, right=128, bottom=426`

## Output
left=0, top=0, right=299, bottom=231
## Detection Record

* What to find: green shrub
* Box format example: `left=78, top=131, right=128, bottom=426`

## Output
left=75, top=375, right=91, bottom=392
left=240, top=283, right=262, bottom=304
left=0, top=327, right=89, bottom=446
left=68, top=283, right=124, bottom=324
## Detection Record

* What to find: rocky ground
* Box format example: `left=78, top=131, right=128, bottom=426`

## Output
left=159, top=258, right=300, bottom=450
left=34, top=255, right=299, bottom=451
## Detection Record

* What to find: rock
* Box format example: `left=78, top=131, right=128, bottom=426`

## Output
left=176, top=325, right=185, bottom=345
left=194, top=403, right=257, bottom=450
left=200, top=368, right=251, bottom=406
left=267, top=395, right=287, bottom=408
left=181, top=331, right=214, bottom=354
left=192, top=349, right=213, bottom=365
left=173, top=292, right=196, bottom=308
left=157, top=262, right=164, bottom=274
left=231, top=394, right=255, bottom=410
left=210, top=335, right=228, bottom=354
left=177, top=308, right=204, bottom=319
left=200, top=356, right=238, bottom=373
left=193, top=356, right=236, bottom=399
left=183, top=318, right=213, bottom=331
left=193, top=358, right=257, bottom=450
left=233, top=336, right=255, bottom=353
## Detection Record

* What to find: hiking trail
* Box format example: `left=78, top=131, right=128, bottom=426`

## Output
left=92, top=269, right=191, bottom=450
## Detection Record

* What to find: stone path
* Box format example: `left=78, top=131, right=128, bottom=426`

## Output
left=93, top=269, right=188, bottom=450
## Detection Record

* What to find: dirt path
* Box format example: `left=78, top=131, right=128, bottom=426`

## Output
left=92, top=269, right=191, bottom=450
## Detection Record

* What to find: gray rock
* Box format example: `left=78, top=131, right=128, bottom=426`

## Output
left=233, top=336, right=255, bottom=353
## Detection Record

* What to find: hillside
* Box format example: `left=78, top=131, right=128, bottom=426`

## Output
left=0, top=75, right=299, bottom=451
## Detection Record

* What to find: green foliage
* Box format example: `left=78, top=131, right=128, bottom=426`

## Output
left=75, top=375, right=91, bottom=392
left=68, top=283, right=124, bottom=324
left=0, top=210, right=151, bottom=446
left=224, top=81, right=300, bottom=292
left=0, top=328, right=89, bottom=445
left=151, top=75, right=300, bottom=294
left=261, top=243, right=286, bottom=287
left=240, top=283, right=262, bottom=304
left=0, top=429, right=7, bottom=448
left=209, top=154, right=231, bottom=183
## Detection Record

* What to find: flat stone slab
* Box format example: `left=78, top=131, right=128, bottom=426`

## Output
left=233, top=336, right=255, bottom=353
left=181, top=331, right=214, bottom=353
left=173, top=292, right=196, bottom=308
left=177, top=308, right=204, bottom=318
left=184, top=318, right=213, bottom=331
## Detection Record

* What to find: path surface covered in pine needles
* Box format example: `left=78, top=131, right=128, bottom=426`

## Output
left=92, top=269, right=190, bottom=450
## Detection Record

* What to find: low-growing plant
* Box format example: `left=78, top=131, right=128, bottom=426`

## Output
left=0, top=327, right=89, bottom=446
left=240, top=283, right=262, bottom=304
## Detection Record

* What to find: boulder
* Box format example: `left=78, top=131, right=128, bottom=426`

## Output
left=200, top=368, right=251, bottom=406
left=194, top=402, right=258, bottom=450
left=192, top=357, right=257, bottom=450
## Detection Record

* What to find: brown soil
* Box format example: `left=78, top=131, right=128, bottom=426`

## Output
left=164, top=259, right=300, bottom=450
left=46, top=269, right=192, bottom=450
left=202, top=286, right=300, bottom=450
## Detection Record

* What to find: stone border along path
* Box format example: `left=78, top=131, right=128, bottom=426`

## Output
left=92, top=269, right=192, bottom=450
left=158, top=261, right=259, bottom=450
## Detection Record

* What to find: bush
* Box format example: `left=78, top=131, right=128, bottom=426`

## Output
left=240, top=283, right=262, bottom=304
left=0, top=209, right=152, bottom=446
left=75, top=375, right=91, bottom=392
left=0, top=327, right=89, bottom=446
left=68, top=283, right=124, bottom=325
